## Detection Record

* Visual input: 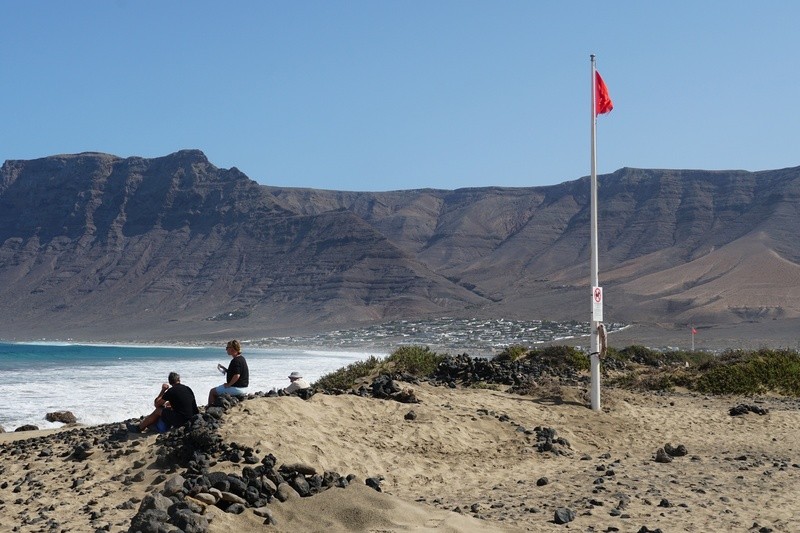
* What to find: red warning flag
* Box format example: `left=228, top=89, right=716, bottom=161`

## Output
left=595, top=71, right=613, bottom=115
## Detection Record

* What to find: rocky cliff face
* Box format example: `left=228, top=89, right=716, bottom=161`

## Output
left=1, top=150, right=799, bottom=341
left=0, top=151, right=485, bottom=341
left=266, top=166, right=800, bottom=326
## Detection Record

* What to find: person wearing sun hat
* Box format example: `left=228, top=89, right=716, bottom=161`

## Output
left=283, top=371, right=310, bottom=394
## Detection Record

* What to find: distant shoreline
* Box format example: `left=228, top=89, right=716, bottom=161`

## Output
left=2, top=317, right=799, bottom=356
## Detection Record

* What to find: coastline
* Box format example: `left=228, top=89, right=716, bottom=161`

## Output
left=0, top=425, right=77, bottom=443
left=2, top=381, right=799, bottom=532
left=5, top=316, right=800, bottom=357
left=0, top=343, right=375, bottom=431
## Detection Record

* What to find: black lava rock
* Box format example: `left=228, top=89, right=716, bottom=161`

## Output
left=366, top=476, right=384, bottom=492
left=664, top=443, right=688, bottom=457
left=729, top=404, right=769, bottom=416
left=554, top=507, right=575, bottom=524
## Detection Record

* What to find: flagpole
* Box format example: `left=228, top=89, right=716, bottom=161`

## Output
left=589, top=55, right=601, bottom=411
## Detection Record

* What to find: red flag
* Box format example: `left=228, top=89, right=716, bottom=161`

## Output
left=691, top=327, right=698, bottom=335
left=595, top=71, right=613, bottom=115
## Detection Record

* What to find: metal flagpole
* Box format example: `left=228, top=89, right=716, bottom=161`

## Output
left=589, top=55, right=601, bottom=411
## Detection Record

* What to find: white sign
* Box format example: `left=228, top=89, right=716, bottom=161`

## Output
left=592, top=286, right=603, bottom=322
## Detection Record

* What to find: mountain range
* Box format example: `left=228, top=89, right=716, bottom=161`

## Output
left=1, top=149, right=799, bottom=345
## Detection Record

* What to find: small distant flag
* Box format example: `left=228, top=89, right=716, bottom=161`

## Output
left=595, top=71, right=613, bottom=115
left=691, top=327, right=698, bottom=335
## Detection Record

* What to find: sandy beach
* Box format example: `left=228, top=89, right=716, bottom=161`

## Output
left=1, top=381, right=799, bottom=532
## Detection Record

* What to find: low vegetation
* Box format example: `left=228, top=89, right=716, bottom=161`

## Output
left=531, top=345, right=590, bottom=371
left=604, top=347, right=800, bottom=395
left=693, top=348, right=800, bottom=395
left=496, top=344, right=589, bottom=369
left=495, top=344, right=528, bottom=362
left=314, top=343, right=800, bottom=397
left=314, top=346, right=443, bottom=390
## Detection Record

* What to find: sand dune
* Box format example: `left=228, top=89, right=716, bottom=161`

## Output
left=1, top=382, right=799, bottom=532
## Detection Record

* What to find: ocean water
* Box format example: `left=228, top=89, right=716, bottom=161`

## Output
left=0, top=342, right=379, bottom=431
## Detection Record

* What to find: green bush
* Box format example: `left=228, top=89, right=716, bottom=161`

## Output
left=528, top=345, right=590, bottom=371
left=602, top=347, right=630, bottom=369
left=694, top=348, right=800, bottom=395
left=641, top=374, right=677, bottom=391
left=654, top=349, right=713, bottom=367
left=495, top=344, right=529, bottom=362
left=313, top=346, right=444, bottom=391
left=314, top=344, right=800, bottom=398
left=606, top=371, right=637, bottom=389
left=383, top=345, right=444, bottom=376
left=603, top=346, right=626, bottom=360
left=697, top=349, right=746, bottom=371
left=618, top=345, right=662, bottom=366
left=313, top=355, right=382, bottom=391
left=469, top=381, right=503, bottom=390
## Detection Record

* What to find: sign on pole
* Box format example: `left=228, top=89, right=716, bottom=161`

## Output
left=592, top=286, right=603, bottom=322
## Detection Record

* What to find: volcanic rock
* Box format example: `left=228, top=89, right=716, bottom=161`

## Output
left=45, top=411, right=77, bottom=424
left=554, top=507, right=575, bottom=524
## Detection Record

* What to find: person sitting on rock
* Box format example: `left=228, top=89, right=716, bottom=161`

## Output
left=207, top=339, right=249, bottom=407
left=127, top=372, right=199, bottom=433
left=281, top=371, right=311, bottom=395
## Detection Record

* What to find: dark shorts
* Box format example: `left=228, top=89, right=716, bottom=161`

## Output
left=154, top=418, right=169, bottom=433
left=158, top=408, right=186, bottom=432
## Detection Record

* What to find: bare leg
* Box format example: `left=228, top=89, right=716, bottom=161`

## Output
left=207, top=388, right=217, bottom=408
left=139, top=407, right=163, bottom=431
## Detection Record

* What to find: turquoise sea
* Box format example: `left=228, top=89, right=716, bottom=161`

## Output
left=0, top=342, right=376, bottom=431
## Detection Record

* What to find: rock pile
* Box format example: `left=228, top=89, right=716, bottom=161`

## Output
left=323, top=375, right=422, bottom=403
left=129, top=458, right=355, bottom=531
left=654, top=442, right=689, bottom=463
left=532, top=426, right=571, bottom=455
left=0, top=391, right=363, bottom=532
left=127, top=393, right=358, bottom=532
left=430, top=353, right=585, bottom=391
left=729, top=404, right=769, bottom=416
left=362, top=375, right=420, bottom=403
left=476, top=407, right=572, bottom=456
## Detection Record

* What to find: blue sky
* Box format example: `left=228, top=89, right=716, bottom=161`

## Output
left=2, top=1, right=798, bottom=191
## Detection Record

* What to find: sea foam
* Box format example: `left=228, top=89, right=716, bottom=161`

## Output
left=0, top=343, right=378, bottom=430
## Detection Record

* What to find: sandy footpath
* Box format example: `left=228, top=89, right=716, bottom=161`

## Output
left=1, top=382, right=799, bottom=532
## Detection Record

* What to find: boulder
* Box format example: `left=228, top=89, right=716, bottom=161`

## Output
left=290, top=474, right=311, bottom=497
left=554, top=507, right=575, bottom=524
left=281, top=462, right=317, bottom=476
left=275, top=482, right=300, bottom=502
left=171, top=508, right=209, bottom=533
left=163, top=474, right=186, bottom=496
left=664, top=443, right=688, bottom=457
left=46, top=411, right=77, bottom=424
left=654, top=448, right=673, bottom=463
left=366, top=476, right=384, bottom=492
left=127, top=508, right=169, bottom=533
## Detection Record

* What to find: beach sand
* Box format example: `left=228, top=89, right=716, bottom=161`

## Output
left=1, top=382, right=799, bottom=532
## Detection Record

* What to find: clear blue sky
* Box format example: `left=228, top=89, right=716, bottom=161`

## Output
left=2, top=1, right=798, bottom=191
